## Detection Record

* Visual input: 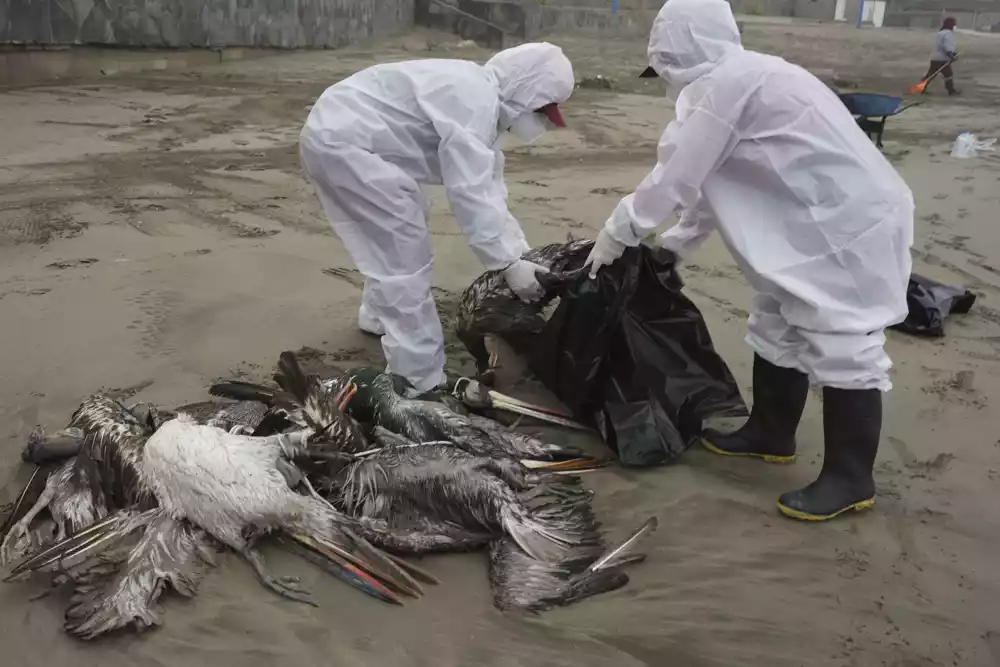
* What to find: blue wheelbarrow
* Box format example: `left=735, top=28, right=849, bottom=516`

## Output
left=838, top=93, right=922, bottom=149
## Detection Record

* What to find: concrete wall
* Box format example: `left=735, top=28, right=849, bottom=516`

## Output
left=884, top=8, right=1000, bottom=30
left=728, top=0, right=796, bottom=16
left=415, top=0, right=540, bottom=48
left=531, top=0, right=661, bottom=35
left=0, top=0, right=414, bottom=48
left=883, top=0, right=1000, bottom=31
left=792, top=0, right=836, bottom=20
left=538, top=6, right=657, bottom=34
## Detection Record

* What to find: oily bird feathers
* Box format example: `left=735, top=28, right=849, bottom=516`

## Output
left=62, top=509, right=217, bottom=640
left=336, top=438, right=590, bottom=562
left=456, top=239, right=594, bottom=374
left=3, top=344, right=651, bottom=639
left=340, top=369, right=587, bottom=462
left=1, top=395, right=159, bottom=567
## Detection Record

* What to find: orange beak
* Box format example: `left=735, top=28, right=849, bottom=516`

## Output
left=536, top=103, right=566, bottom=128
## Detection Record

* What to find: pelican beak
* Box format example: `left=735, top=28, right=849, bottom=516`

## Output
left=285, top=532, right=423, bottom=602
left=339, top=527, right=425, bottom=598
left=334, top=382, right=358, bottom=411
left=455, top=378, right=590, bottom=431
left=520, top=457, right=609, bottom=473
left=6, top=510, right=156, bottom=579
left=278, top=535, right=405, bottom=606
left=385, top=553, right=441, bottom=586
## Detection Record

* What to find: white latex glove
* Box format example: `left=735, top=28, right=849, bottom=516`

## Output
left=503, top=260, right=551, bottom=303
left=584, top=228, right=628, bottom=279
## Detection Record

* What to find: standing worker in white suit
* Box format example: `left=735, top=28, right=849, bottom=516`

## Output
left=585, top=0, right=914, bottom=521
left=301, top=43, right=574, bottom=393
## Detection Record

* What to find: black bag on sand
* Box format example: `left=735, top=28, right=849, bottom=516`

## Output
left=891, top=273, right=977, bottom=338
left=526, top=246, right=747, bottom=467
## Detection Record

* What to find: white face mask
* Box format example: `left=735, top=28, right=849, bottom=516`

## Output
left=508, top=113, right=549, bottom=145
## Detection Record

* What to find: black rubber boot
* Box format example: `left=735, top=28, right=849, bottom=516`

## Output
left=702, top=354, right=809, bottom=464
left=777, top=387, right=881, bottom=521
left=946, top=78, right=960, bottom=96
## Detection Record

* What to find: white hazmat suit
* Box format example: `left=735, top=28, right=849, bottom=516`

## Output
left=300, top=44, right=575, bottom=392
left=587, top=0, right=913, bottom=391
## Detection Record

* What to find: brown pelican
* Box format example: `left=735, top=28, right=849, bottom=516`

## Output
left=210, top=352, right=367, bottom=454
left=332, top=428, right=655, bottom=610
left=1, top=395, right=159, bottom=566
left=489, top=515, right=656, bottom=612
left=0, top=396, right=214, bottom=639
left=456, top=239, right=594, bottom=379
left=339, top=367, right=595, bottom=464
left=3, top=346, right=647, bottom=633
left=4, top=388, right=420, bottom=639
left=123, top=414, right=413, bottom=605
left=336, top=433, right=585, bottom=560
left=209, top=354, right=597, bottom=465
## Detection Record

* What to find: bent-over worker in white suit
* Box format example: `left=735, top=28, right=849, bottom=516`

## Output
left=585, top=0, right=914, bottom=522
left=301, top=43, right=574, bottom=393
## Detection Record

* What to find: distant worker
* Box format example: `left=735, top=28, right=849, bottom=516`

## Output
left=300, top=44, right=574, bottom=393
left=925, top=17, right=960, bottom=96
left=585, top=0, right=914, bottom=521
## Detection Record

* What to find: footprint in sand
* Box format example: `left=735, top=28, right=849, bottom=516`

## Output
left=321, top=267, right=365, bottom=289
left=127, top=289, right=179, bottom=359
left=887, top=436, right=955, bottom=480
left=46, top=258, right=99, bottom=270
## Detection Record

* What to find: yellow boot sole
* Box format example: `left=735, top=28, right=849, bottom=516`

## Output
left=776, top=497, right=875, bottom=522
left=701, top=437, right=796, bottom=464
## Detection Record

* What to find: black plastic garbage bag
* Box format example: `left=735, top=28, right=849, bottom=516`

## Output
left=891, top=273, right=977, bottom=338
left=526, top=246, right=747, bottom=467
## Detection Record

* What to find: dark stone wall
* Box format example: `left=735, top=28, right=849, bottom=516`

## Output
left=0, top=0, right=414, bottom=48
left=415, top=0, right=540, bottom=49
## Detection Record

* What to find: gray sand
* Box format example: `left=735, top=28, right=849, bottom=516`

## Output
left=2, top=22, right=1000, bottom=667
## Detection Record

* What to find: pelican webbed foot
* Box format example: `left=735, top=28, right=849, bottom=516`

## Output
left=242, top=546, right=317, bottom=607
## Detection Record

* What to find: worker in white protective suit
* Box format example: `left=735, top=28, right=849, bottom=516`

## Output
left=300, top=43, right=574, bottom=393
left=585, top=0, right=913, bottom=522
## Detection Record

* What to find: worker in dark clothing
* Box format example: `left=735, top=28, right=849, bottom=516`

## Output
left=925, top=17, right=960, bottom=96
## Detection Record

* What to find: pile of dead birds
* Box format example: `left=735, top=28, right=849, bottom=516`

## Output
left=0, top=351, right=655, bottom=641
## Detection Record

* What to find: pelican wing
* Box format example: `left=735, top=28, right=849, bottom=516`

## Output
left=339, top=444, right=589, bottom=562
left=71, top=395, right=156, bottom=511
left=488, top=492, right=655, bottom=612
left=64, top=511, right=217, bottom=640
left=488, top=536, right=626, bottom=613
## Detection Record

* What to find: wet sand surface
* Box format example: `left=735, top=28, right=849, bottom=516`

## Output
left=2, top=21, right=1000, bottom=667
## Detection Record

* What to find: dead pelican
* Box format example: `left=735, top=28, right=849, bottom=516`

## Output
left=3, top=346, right=651, bottom=635
left=9, top=414, right=415, bottom=590
left=489, top=516, right=656, bottom=612
left=332, top=428, right=655, bottom=610
left=126, top=414, right=407, bottom=605
left=340, top=368, right=593, bottom=464
left=456, top=239, right=593, bottom=378
left=4, top=388, right=422, bottom=639
left=209, top=354, right=594, bottom=464
left=336, top=433, right=586, bottom=561
left=1, top=395, right=159, bottom=566
left=210, top=352, right=367, bottom=454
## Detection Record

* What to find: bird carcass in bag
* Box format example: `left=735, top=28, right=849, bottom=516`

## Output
left=526, top=245, right=747, bottom=467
